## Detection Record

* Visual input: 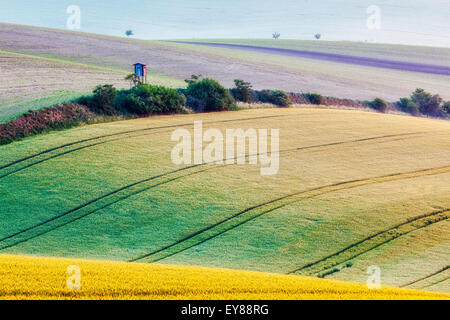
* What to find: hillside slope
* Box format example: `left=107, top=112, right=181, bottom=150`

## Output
left=0, top=108, right=448, bottom=293
left=0, top=49, right=183, bottom=121
left=1, top=23, right=449, bottom=101
left=0, top=51, right=126, bottom=121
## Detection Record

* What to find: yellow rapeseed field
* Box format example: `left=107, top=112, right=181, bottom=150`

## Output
left=0, top=255, right=448, bottom=300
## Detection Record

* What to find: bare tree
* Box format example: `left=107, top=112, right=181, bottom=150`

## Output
left=272, top=32, right=281, bottom=40
left=185, top=74, right=202, bottom=85
left=125, top=73, right=141, bottom=87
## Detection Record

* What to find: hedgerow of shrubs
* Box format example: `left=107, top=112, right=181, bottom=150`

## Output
left=183, top=78, right=235, bottom=112
left=230, top=80, right=291, bottom=107
left=80, top=84, right=186, bottom=115
left=230, top=79, right=253, bottom=103
left=367, top=97, right=388, bottom=113
left=288, top=93, right=309, bottom=105
left=78, top=85, right=117, bottom=115
left=79, top=84, right=186, bottom=115
left=3, top=77, right=450, bottom=146
left=442, top=101, right=450, bottom=115
left=396, top=98, right=419, bottom=116
left=0, top=103, right=94, bottom=145
left=410, top=88, right=443, bottom=117
left=397, top=88, right=448, bottom=118
left=256, top=90, right=291, bottom=107
left=302, top=92, right=323, bottom=105
left=116, top=84, right=186, bottom=115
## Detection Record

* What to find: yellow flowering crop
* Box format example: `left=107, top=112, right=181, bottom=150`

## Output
left=0, top=255, right=447, bottom=300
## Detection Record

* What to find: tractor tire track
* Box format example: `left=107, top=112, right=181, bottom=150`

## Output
left=401, top=266, right=450, bottom=288
left=0, top=132, right=429, bottom=251
left=421, top=276, right=450, bottom=289
left=129, top=166, right=450, bottom=263
left=0, top=166, right=210, bottom=251
left=288, top=211, right=450, bottom=276
left=0, top=114, right=288, bottom=179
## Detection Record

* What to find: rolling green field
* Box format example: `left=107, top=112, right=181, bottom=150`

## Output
left=1, top=22, right=449, bottom=297
left=0, top=108, right=449, bottom=293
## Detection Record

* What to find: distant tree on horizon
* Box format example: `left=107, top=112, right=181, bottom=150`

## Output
left=272, top=32, right=280, bottom=40
left=125, top=30, right=134, bottom=37
left=315, top=33, right=321, bottom=40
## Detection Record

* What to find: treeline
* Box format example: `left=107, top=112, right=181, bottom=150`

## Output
left=1, top=76, right=449, bottom=145
left=229, top=79, right=450, bottom=118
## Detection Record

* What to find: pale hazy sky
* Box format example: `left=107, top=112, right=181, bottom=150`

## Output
left=1, top=0, right=449, bottom=47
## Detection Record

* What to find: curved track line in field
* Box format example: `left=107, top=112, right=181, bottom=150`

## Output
left=289, top=212, right=450, bottom=276
left=0, top=114, right=288, bottom=179
left=0, top=114, right=287, bottom=170
left=0, top=132, right=429, bottom=251
left=129, top=166, right=450, bottom=263
left=0, top=131, right=427, bottom=180
left=172, top=41, right=450, bottom=76
left=0, top=167, right=210, bottom=251
left=421, top=276, right=450, bottom=289
left=401, top=266, right=450, bottom=288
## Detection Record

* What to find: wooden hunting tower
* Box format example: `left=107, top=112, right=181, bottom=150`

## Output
left=133, top=63, right=147, bottom=84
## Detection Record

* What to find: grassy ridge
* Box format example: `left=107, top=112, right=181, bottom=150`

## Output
left=0, top=108, right=449, bottom=292
left=0, top=254, right=447, bottom=300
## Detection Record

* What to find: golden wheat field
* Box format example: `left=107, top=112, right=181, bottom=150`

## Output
left=0, top=254, right=448, bottom=300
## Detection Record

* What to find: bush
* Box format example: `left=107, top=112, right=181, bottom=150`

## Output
left=396, top=98, right=419, bottom=116
left=184, top=78, right=235, bottom=112
left=230, top=79, right=253, bottom=103
left=441, top=101, right=450, bottom=115
left=302, top=92, right=323, bottom=105
left=257, top=90, right=291, bottom=107
left=368, top=97, right=388, bottom=112
left=116, top=84, right=185, bottom=115
left=411, top=88, right=443, bottom=117
left=87, top=85, right=118, bottom=115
